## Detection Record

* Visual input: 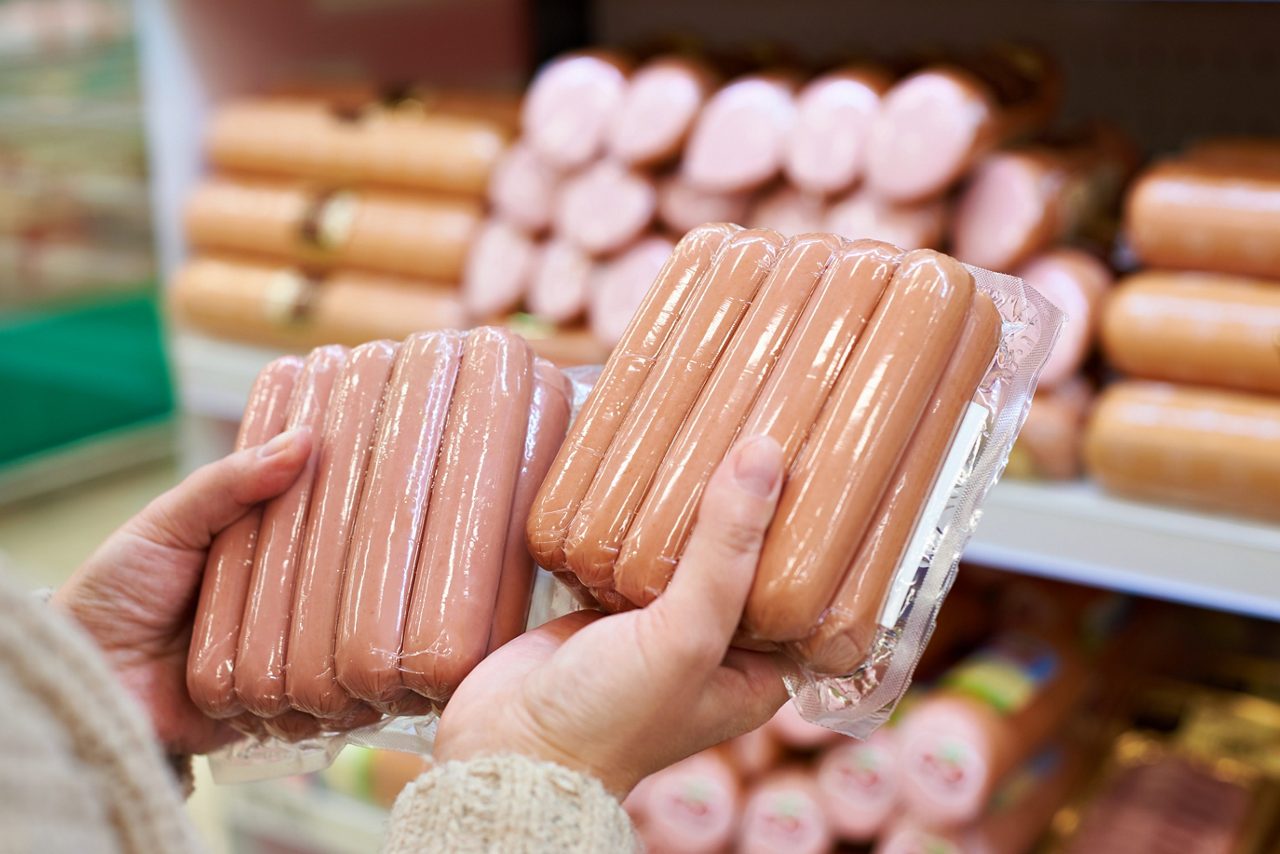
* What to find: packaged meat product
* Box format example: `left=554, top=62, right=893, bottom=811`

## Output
left=738, top=770, right=834, bottom=854
left=235, top=345, right=349, bottom=718
left=1015, top=248, right=1111, bottom=389
left=335, top=331, right=464, bottom=712
left=896, top=632, right=1089, bottom=825
left=682, top=72, right=799, bottom=193
left=587, top=234, right=679, bottom=349
left=401, top=328, right=533, bottom=702
left=748, top=184, right=829, bottom=235
left=655, top=174, right=753, bottom=235
left=462, top=219, right=538, bottom=320
left=207, top=99, right=508, bottom=196
left=816, top=728, right=902, bottom=843
left=765, top=701, right=842, bottom=750
left=527, top=237, right=594, bottom=325
left=170, top=258, right=465, bottom=349
left=186, top=179, right=480, bottom=281
left=522, top=51, right=630, bottom=170
left=285, top=340, right=398, bottom=719
left=1084, top=381, right=1280, bottom=521
left=554, top=160, right=657, bottom=256
left=784, top=65, right=893, bottom=196
left=564, top=228, right=785, bottom=588
left=488, top=360, right=571, bottom=652
left=635, top=751, right=741, bottom=854
left=952, top=129, right=1134, bottom=272
left=1100, top=270, right=1280, bottom=395
left=188, top=356, right=304, bottom=719
left=1125, top=157, right=1280, bottom=279
left=487, top=142, right=562, bottom=235
left=866, top=47, right=1059, bottom=202
left=1006, top=378, right=1092, bottom=481
left=607, top=55, right=717, bottom=168
left=826, top=187, right=947, bottom=250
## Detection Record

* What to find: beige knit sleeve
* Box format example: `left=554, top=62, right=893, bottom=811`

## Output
left=384, top=754, right=638, bottom=853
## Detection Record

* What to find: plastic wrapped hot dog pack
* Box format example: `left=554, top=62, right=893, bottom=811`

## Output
left=528, top=223, right=1063, bottom=736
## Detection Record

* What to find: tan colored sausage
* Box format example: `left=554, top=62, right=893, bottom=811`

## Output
left=555, top=160, right=657, bottom=256
left=526, top=223, right=739, bottom=569
left=1083, top=381, right=1280, bottom=521
left=207, top=99, right=508, bottom=196
left=487, top=142, right=562, bottom=234
left=1125, top=158, right=1280, bottom=280
left=401, top=328, right=533, bottom=702
left=788, top=293, right=1001, bottom=674
left=746, top=250, right=974, bottom=641
left=739, top=239, right=902, bottom=470
left=1006, top=379, right=1092, bottom=482
left=1185, top=136, right=1280, bottom=171
left=522, top=51, right=631, bottom=170
left=588, top=234, right=678, bottom=349
left=682, top=73, right=799, bottom=193
left=285, top=340, right=398, bottom=719
left=462, top=219, right=538, bottom=321
left=335, top=331, right=463, bottom=711
left=187, top=356, right=304, bottom=718
left=607, top=54, right=717, bottom=169
left=784, top=65, right=893, bottom=196
left=1101, top=271, right=1280, bottom=396
left=234, top=345, right=348, bottom=717
left=563, top=228, right=785, bottom=588
left=866, top=48, right=1059, bottom=202
left=613, top=234, right=841, bottom=605
left=488, top=359, right=572, bottom=652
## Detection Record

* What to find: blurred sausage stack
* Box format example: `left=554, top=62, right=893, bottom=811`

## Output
left=1085, top=139, right=1280, bottom=522
left=171, top=87, right=526, bottom=352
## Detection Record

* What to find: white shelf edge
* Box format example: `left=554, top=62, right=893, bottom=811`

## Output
left=172, top=330, right=1280, bottom=622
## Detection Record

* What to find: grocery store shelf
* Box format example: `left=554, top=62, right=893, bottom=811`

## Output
left=968, top=481, right=1280, bottom=621
left=173, top=331, right=1280, bottom=622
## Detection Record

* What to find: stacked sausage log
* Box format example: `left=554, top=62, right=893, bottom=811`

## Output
left=170, top=90, right=520, bottom=351
left=526, top=222, right=1003, bottom=677
left=186, top=326, right=571, bottom=739
left=1087, top=138, right=1280, bottom=521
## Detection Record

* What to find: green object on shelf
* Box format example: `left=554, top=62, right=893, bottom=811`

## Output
left=0, top=286, right=173, bottom=467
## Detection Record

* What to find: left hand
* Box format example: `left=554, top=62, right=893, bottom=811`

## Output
left=53, top=428, right=312, bottom=755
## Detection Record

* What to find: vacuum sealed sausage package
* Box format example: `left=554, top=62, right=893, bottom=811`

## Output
left=197, top=223, right=1060, bottom=780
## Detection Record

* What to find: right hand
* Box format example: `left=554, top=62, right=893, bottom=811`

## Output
left=434, top=435, right=791, bottom=796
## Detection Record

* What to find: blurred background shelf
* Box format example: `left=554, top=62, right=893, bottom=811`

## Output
left=173, top=330, right=1280, bottom=622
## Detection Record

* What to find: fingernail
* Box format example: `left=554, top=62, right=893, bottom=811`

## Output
left=732, top=436, right=783, bottom=498
left=257, top=428, right=303, bottom=459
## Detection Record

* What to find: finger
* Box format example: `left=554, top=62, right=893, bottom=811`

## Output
left=640, top=435, right=784, bottom=670
left=130, top=428, right=313, bottom=550
left=694, top=648, right=789, bottom=739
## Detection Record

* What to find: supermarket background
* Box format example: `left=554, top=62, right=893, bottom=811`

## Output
left=2, top=0, right=1279, bottom=852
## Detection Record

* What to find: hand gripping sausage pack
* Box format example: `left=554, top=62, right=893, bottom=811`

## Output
left=191, top=223, right=1063, bottom=781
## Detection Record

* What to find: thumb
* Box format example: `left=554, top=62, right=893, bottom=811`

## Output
left=129, top=428, right=313, bottom=550
left=641, top=435, right=784, bottom=670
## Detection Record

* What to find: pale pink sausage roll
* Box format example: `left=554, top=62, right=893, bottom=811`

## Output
left=234, top=345, right=348, bottom=718
left=749, top=183, right=829, bottom=235
left=285, top=340, right=399, bottom=719
left=784, top=65, right=892, bottom=196
left=738, top=770, right=834, bottom=854
left=400, top=328, right=534, bottom=702
left=1016, top=248, right=1111, bottom=389
left=655, top=173, right=752, bottom=235
left=335, top=331, right=463, bottom=712
left=462, top=218, right=538, bottom=320
left=588, top=234, right=676, bottom=349
left=682, top=73, right=799, bottom=193
left=487, top=142, right=562, bottom=235
left=522, top=51, right=630, bottom=170
left=637, top=752, right=742, bottom=854
left=826, top=187, right=947, bottom=250
left=188, top=355, right=303, bottom=719
left=606, top=55, right=717, bottom=168
left=527, top=237, right=594, bottom=325
left=555, top=160, right=657, bottom=256
left=816, top=730, right=902, bottom=843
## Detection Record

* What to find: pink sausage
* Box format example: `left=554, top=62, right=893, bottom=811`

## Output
left=1016, top=248, right=1111, bottom=389
left=784, top=65, right=892, bottom=195
left=527, top=237, right=594, bottom=326
left=522, top=51, right=630, bottom=170
left=285, top=340, right=398, bottom=719
left=487, top=359, right=572, bottom=652
left=588, top=234, right=677, bottom=349
left=739, top=770, right=834, bottom=854
left=462, top=219, right=538, bottom=320
left=187, top=355, right=303, bottom=719
left=400, top=327, right=534, bottom=702
left=638, top=752, right=742, bottom=854
left=682, top=73, right=799, bottom=193
left=555, top=160, right=657, bottom=256
left=234, top=345, right=348, bottom=718
left=607, top=55, right=716, bottom=168
left=656, top=173, right=753, bottom=235
left=826, top=187, right=947, bottom=251
left=487, top=142, right=561, bottom=235
left=749, top=183, right=829, bottom=235
left=334, top=331, right=463, bottom=712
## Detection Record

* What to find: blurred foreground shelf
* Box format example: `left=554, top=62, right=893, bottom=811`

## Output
left=173, top=330, right=1280, bottom=623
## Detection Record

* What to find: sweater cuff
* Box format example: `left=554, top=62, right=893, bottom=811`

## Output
left=384, top=754, right=637, bottom=854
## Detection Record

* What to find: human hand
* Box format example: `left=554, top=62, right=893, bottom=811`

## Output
left=435, top=435, right=791, bottom=796
left=53, top=428, right=312, bottom=755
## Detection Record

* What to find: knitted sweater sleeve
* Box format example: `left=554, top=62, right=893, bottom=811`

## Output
left=384, top=754, right=638, bottom=854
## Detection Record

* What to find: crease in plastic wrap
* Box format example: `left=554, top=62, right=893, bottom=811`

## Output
left=784, top=263, right=1064, bottom=738
left=207, top=364, right=600, bottom=784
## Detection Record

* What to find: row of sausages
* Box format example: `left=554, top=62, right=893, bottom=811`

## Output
left=526, top=224, right=1003, bottom=671
left=186, top=327, right=571, bottom=736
